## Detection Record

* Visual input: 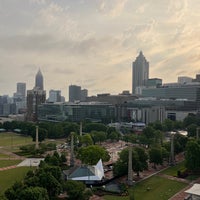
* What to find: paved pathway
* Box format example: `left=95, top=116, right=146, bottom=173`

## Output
left=0, top=165, right=17, bottom=171
left=169, top=177, right=200, bottom=200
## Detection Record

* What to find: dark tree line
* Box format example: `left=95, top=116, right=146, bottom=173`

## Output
left=4, top=151, right=92, bottom=200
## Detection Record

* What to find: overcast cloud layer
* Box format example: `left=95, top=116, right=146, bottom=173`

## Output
left=0, top=0, right=200, bottom=99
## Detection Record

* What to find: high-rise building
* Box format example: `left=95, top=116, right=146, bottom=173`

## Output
left=13, top=82, right=27, bottom=114
left=69, top=85, right=81, bottom=102
left=178, top=76, right=192, bottom=84
left=26, top=89, right=46, bottom=121
left=35, top=69, right=44, bottom=90
left=26, top=69, right=46, bottom=121
left=81, top=89, right=88, bottom=101
left=16, top=82, right=26, bottom=98
left=132, top=51, right=149, bottom=94
left=48, top=90, right=61, bottom=103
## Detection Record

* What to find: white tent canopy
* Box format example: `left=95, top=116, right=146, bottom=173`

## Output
left=69, top=159, right=104, bottom=181
left=185, top=184, right=200, bottom=197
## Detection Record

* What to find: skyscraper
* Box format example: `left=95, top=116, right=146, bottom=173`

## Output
left=48, top=90, right=61, bottom=103
left=35, top=69, right=44, bottom=90
left=132, top=51, right=149, bottom=94
left=26, top=69, right=46, bottom=121
left=69, top=85, right=81, bottom=102
left=16, top=82, right=26, bottom=99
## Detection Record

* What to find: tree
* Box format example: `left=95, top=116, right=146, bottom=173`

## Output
left=113, top=147, right=148, bottom=177
left=19, top=187, right=49, bottom=200
left=162, top=119, right=174, bottom=132
left=80, top=134, right=93, bottom=146
left=150, top=120, right=163, bottom=131
left=31, top=127, right=47, bottom=142
left=83, top=123, right=107, bottom=132
left=90, top=131, right=107, bottom=144
left=63, top=180, right=87, bottom=200
left=38, top=171, right=61, bottom=197
left=149, top=147, right=163, bottom=168
left=185, top=140, right=200, bottom=172
left=174, top=134, right=188, bottom=154
left=5, top=181, right=23, bottom=200
left=63, top=122, right=79, bottom=137
left=183, top=114, right=197, bottom=127
left=161, top=147, right=170, bottom=161
left=77, top=145, right=110, bottom=165
left=5, top=182, right=49, bottom=200
left=107, top=131, right=119, bottom=142
left=134, top=147, right=148, bottom=176
left=187, top=123, right=198, bottom=137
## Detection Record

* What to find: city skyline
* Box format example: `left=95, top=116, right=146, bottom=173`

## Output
left=0, top=0, right=200, bottom=99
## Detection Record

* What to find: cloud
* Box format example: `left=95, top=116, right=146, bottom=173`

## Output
left=98, top=0, right=128, bottom=17
left=29, top=0, right=48, bottom=5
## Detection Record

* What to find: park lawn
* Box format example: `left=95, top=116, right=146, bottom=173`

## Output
left=0, top=160, right=21, bottom=168
left=0, top=132, right=33, bottom=150
left=0, top=153, right=10, bottom=159
left=161, top=161, right=186, bottom=176
left=0, top=167, right=31, bottom=195
left=104, top=175, right=188, bottom=200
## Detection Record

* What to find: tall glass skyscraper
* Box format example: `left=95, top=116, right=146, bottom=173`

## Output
left=132, top=51, right=149, bottom=94
left=35, top=69, right=44, bottom=90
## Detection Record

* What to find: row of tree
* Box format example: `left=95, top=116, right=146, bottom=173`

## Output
left=4, top=151, right=92, bottom=200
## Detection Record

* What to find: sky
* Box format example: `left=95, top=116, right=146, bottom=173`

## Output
left=0, top=0, right=200, bottom=99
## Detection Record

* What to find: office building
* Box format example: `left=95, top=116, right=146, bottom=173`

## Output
left=14, top=82, right=26, bottom=99
left=26, top=88, right=46, bottom=121
left=35, top=69, right=44, bottom=90
left=26, top=69, right=46, bottom=121
left=81, top=89, right=88, bottom=101
left=132, top=51, right=149, bottom=94
left=38, top=102, right=115, bottom=122
left=48, top=90, right=61, bottom=103
left=178, top=76, right=192, bottom=84
left=69, top=85, right=81, bottom=102
left=147, top=78, right=162, bottom=88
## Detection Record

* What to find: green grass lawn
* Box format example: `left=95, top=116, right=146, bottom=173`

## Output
left=0, top=153, right=10, bottom=159
left=104, top=175, right=188, bottom=200
left=0, top=167, right=31, bottom=195
left=0, top=132, right=33, bottom=148
left=0, top=160, right=21, bottom=168
left=161, top=161, right=186, bottom=176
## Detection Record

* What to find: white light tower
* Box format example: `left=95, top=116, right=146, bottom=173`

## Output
left=169, top=131, right=176, bottom=166
left=35, top=126, right=39, bottom=149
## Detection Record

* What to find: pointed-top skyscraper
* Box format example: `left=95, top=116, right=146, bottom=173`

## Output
left=132, top=51, right=149, bottom=94
left=35, top=69, right=44, bottom=90
left=26, top=69, right=46, bottom=121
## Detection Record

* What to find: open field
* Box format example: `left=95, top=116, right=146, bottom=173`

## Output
left=104, top=175, right=188, bottom=200
left=0, top=167, right=31, bottom=195
left=0, top=160, right=21, bottom=168
left=161, top=161, right=186, bottom=176
left=0, top=132, right=33, bottom=152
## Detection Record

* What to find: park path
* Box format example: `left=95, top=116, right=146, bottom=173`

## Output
left=0, top=165, right=17, bottom=171
left=169, top=177, right=200, bottom=200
